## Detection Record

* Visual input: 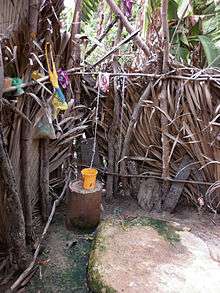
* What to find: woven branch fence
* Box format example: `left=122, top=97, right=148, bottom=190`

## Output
left=81, top=64, right=220, bottom=212
left=0, top=0, right=220, bottom=287
left=0, top=0, right=90, bottom=277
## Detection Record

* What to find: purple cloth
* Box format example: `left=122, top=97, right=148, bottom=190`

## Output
left=123, top=0, right=133, bottom=18
left=58, top=69, right=70, bottom=89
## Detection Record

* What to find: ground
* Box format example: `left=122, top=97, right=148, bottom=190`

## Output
left=26, top=197, right=220, bottom=293
left=89, top=215, right=220, bottom=293
left=28, top=208, right=94, bottom=293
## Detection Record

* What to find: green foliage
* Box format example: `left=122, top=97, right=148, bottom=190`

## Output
left=61, top=0, right=220, bottom=67
left=169, top=0, right=220, bottom=66
left=199, top=35, right=220, bottom=66
left=141, top=0, right=161, bottom=39
left=175, top=0, right=193, bottom=19
left=82, top=0, right=99, bottom=24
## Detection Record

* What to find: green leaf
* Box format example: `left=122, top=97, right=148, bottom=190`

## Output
left=180, top=32, right=189, bottom=46
left=199, top=35, right=220, bottom=67
left=82, top=0, right=99, bottom=24
left=168, top=0, right=178, bottom=20
left=176, top=0, right=193, bottom=19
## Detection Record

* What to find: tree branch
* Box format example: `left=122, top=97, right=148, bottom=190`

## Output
left=105, top=0, right=150, bottom=57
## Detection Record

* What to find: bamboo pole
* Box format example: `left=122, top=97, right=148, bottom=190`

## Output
left=161, top=0, right=170, bottom=72
left=0, top=42, right=3, bottom=103
left=105, top=0, right=150, bottom=57
left=161, top=0, right=170, bottom=182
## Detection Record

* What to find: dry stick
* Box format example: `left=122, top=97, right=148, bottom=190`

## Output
left=0, top=42, right=3, bottom=105
left=105, top=0, right=150, bottom=57
left=106, top=62, right=121, bottom=199
left=67, top=0, right=82, bottom=69
left=121, top=84, right=151, bottom=166
left=161, top=0, right=170, bottom=72
left=3, top=67, right=81, bottom=94
left=92, top=29, right=140, bottom=67
left=10, top=179, right=70, bottom=292
left=115, top=1, right=123, bottom=46
left=67, top=0, right=82, bottom=102
left=1, top=98, right=32, bottom=124
left=85, top=17, right=118, bottom=59
left=3, top=71, right=220, bottom=94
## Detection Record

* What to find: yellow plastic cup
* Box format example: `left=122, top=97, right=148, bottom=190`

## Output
left=81, top=168, right=98, bottom=190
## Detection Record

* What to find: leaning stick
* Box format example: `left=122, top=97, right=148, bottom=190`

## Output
left=85, top=17, right=118, bottom=59
left=10, top=178, right=70, bottom=292
left=92, top=29, right=140, bottom=67
left=105, top=0, right=150, bottom=57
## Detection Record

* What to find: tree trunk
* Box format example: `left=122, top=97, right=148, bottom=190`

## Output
left=20, top=100, right=32, bottom=243
left=0, top=43, right=28, bottom=269
left=39, top=139, right=50, bottom=222
left=0, top=129, right=28, bottom=269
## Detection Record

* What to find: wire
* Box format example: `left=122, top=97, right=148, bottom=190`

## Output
left=90, top=73, right=101, bottom=168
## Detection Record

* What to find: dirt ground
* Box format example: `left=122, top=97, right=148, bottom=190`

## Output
left=26, top=196, right=220, bottom=293
left=103, top=196, right=220, bottom=245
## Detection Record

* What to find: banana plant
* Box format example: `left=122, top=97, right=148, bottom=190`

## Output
left=82, top=0, right=100, bottom=23
left=170, top=0, right=220, bottom=67
left=136, top=0, right=220, bottom=67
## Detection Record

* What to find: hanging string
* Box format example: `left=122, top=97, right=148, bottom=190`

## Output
left=119, top=76, right=126, bottom=158
left=90, top=73, right=101, bottom=168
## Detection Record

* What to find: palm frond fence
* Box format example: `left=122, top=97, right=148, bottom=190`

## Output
left=0, top=0, right=219, bottom=288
